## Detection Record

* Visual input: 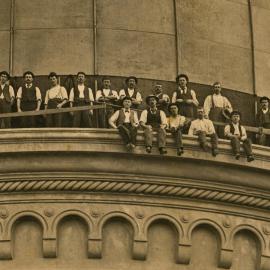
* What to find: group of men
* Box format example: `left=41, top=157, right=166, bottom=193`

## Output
left=0, top=70, right=269, bottom=161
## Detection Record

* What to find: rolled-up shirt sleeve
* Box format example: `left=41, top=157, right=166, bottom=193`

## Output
left=160, top=110, right=168, bottom=126
left=44, top=90, right=49, bottom=105
left=36, top=87, right=42, bottom=101
left=9, top=85, right=15, bottom=98
left=69, top=88, right=74, bottom=102
left=61, top=87, right=68, bottom=100
left=171, top=92, right=177, bottom=103
left=16, top=87, right=22, bottom=99
left=89, top=88, right=95, bottom=102
left=140, top=110, right=148, bottom=124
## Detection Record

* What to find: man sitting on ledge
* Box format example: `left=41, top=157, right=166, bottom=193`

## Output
left=109, top=96, right=139, bottom=151
left=140, top=95, right=167, bottom=154
left=167, top=103, right=186, bottom=156
left=188, top=106, right=219, bottom=157
left=224, top=110, right=254, bottom=162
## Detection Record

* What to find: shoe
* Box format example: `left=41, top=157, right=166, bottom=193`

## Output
left=159, top=147, right=167, bottom=155
left=235, top=153, right=240, bottom=160
left=177, top=148, right=184, bottom=156
left=130, top=144, right=136, bottom=150
left=212, top=149, right=219, bottom=157
left=247, top=155, right=255, bottom=162
left=126, top=143, right=132, bottom=151
left=146, top=146, right=152, bottom=153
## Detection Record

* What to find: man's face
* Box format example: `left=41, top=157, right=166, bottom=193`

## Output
left=261, top=100, right=269, bottom=109
left=178, top=77, right=187, bottom=88
left=123, top=99, right=132, bottom=109
left=49, top=76, right=58, bottom=86
left=197, top=109, right=204, bottom=119
left=127, top=78, right=136, bottom=89
left=154, top=84, right=162, bottom=94
left=170, top=105, right=178, bottom=116
left=231, top=114, right=240, bottom=124
left=24, top=74, right=33, bottom=84
left=213, top=83, right=222, bottom=94
left=0, top=74, right=8, bottom=84
left=77, top=73, right=86, bottom=84
left=149, top=97, right=157, bottom=107
left=103, top=79, right=111, bottom=89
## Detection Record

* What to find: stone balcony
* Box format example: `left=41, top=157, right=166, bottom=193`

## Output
left=0, top=128, right=269, bottom=270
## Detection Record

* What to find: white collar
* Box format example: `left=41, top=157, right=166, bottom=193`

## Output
left=25, top=83, right=33, bottom=88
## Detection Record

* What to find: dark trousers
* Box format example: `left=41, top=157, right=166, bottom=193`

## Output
left=171, top=128, right=183, bottom=149
left=144, top=126, right=166, bottom=148
left=118, top=123, right=137, bottom=145
left=20, top=101, right=37, bottom=128
left=209, top=107, right=225, bottom=138
left=230, top=137, right=253, bottom=156
left=179, top=103, right=194, bottom=118
left=46, top=99, right=63, bottom=127
left=0, top=99, right=12, bottom=128
left=72, top=101, right=93, bottom=128
left=257, top=124, right=270, bottom=146
left=97, top=105, right=114, bottom=128
left=197, top=131, right=218, bottom=150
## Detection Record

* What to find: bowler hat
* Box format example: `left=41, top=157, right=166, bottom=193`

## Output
left=176, top=74, right=189, bottom=83
left=146, top=95, right=159, bottom=105
left=260, top=96, right=270, bottom=103
left=122, top=96, right=132, bottom=105
left=230, top=110, right=241, bottom=118
left=125, top=76, right=138, bottom=84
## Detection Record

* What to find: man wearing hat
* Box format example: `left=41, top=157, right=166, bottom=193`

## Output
left=16, top=71, right=42, bottom=128
left=153, top=82, right=170, bottom=116
left=256, top=96, right=270, bottom=146
left=167, top=103, right=187, bottom=155
left=224, top=110, right=254, bottom=162
left=44, top=72, right=68, bottom=127
left=119, top=76, right=142, bottom=109
left=188, top=106, right=219, bottom=156
left=172, top=73, right=199, bottom=119
left=109, top=96, right=139, bottom=150
left=203, top=81, right=232, bottom=138
left=69, top=72, right=95, bottom=127
left=0, top=71, right=15, bottom=128
left=96, top=77, right=119, bottom=128
left=140, top=95, right=167, bottom=154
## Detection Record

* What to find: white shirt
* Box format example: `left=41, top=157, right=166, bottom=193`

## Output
left=119, top=88, right=142, bottom=102
left=0, top=84, right=15, bottom=99
left=188, top=118, right=216, bottom=136
left=140, top=109, right=167, bottom=126
left=168, top=115, right=186, bottom=129
left=203, top=94, right=232, bottom=116
left=172, top=87, right=198, bottom=104
left=262, top=108, right=269, bottom=114
left=44, top=85, right=68, bottom=104
left=69, top=85, right=94, bottom=102
left=110, top=108, right=139, bottom=126
left=224, top=123, right=247, bottom=140
left=96, top=89, right=119, bottom=101
left=16, top=84, right=42, bottom=101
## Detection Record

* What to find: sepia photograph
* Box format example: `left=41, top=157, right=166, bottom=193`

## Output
left=0, top=0, right=269, bottom=269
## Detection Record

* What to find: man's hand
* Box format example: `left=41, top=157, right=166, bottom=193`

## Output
left=57, top=103, right=62, bottom=109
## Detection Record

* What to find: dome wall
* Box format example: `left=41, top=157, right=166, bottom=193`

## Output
left=0, top=0, right=269, bottom=97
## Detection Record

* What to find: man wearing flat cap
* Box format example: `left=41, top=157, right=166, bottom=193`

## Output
left=256, top=96, right=270, bottom=146
left=0, top=71, right=15, bottom=128
left=119, top=76, right=142, bottom=109
left=140, top=95, right=167, bottom=154
left=109, top=96, right=139, bottom=150
left=172, top=73, right=199, bottom=119
left=224, top=110, right=254, bottom=162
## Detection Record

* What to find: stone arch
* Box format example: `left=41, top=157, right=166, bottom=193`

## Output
left=51, top=210, right=92, bottom=237
left=143, top=214, right=183, bottom=240
left=230, top=225, right=265, bottom=251
left=187, top=219, right=226, bottom=246
left=98, top=212, right=139, bottom=238
left=5, top=211, right=48, bottom=239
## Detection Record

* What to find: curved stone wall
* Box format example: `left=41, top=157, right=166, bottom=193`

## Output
left=0, top=0, right=270, bottom=96
left=0, top=129, right=269, bottom=269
